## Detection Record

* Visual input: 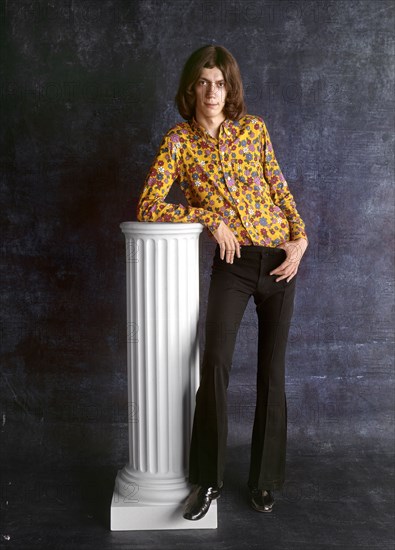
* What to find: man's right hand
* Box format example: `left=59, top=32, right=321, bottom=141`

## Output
left=212, top=220, right=241, bottom=263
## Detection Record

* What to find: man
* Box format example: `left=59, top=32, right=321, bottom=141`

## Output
left=136, top=45, right=308, bottom=520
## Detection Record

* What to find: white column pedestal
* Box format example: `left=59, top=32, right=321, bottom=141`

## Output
left=111, top=222, right=217, bottom=530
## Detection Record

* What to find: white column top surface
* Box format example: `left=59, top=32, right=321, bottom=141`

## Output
left=120, top=221, right=204, bottom=236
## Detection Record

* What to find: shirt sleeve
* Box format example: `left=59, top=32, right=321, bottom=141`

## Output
left=260, top=119, right=308, bottom=242
left=136, top=130, right=223, bottom=236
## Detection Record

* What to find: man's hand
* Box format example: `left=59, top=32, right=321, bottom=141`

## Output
left=212, top=220, right=241, bottom=263
left=270, top=237, right=308, bottom=283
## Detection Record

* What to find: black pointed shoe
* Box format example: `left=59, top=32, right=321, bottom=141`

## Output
left=183, top=484, right=222, bottom=521
left=249, top=487, right=274, bottom=512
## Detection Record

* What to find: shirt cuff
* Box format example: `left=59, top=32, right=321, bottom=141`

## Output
left=204, top=215, right=223, bottom=236
left=290, top=226, right=308, bottom=243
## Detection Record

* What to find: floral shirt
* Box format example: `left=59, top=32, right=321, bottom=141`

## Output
left=136, top=114, right=307, bottom=247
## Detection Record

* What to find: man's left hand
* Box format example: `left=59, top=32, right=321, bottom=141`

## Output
left=270, top=238, right=308, bottom=283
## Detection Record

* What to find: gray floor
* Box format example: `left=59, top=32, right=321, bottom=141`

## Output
left=2, top=367, right=393, bottom=549
left=1, top=443, right=393, bottom=549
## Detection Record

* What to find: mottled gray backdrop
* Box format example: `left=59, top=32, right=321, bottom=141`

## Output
left=1, top=0, right=393, bottom=511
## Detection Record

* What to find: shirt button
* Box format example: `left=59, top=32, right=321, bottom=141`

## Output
left=245, top=222, right=250, bottom=227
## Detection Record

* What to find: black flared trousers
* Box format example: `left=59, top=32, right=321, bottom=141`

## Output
left=188, top=244, right=298, bottom=491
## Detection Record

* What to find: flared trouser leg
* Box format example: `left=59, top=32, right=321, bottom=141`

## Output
left=247, top=264, right=296, bottom=490
left=188, top=244, right=297, bottom=491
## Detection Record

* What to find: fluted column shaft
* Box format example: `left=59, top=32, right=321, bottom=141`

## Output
left=111, top=222, right=217, bottom=530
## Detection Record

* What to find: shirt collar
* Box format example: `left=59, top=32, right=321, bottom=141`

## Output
left=189, top=116, right=233, bottom=139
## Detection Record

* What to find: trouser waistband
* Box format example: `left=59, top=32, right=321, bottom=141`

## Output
left=215, top=244, right=284, bottom=255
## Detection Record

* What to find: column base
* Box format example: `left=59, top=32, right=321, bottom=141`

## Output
left=110, top=487, right=217, bottom=531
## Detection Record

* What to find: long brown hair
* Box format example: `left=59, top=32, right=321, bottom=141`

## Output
left=175, top=45, right=247, bottom=121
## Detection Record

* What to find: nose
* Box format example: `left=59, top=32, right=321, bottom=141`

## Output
left=206, top=82, right=218, bottom=93
left=205, top=85, right=218, bottom=98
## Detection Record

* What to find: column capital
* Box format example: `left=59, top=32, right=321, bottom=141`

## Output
left=120, top=221, right=204, bottom=237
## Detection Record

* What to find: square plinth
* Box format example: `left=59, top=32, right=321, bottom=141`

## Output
left=110, top=489, right=218, bottom=530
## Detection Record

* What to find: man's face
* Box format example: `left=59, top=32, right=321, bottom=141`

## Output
left=193, top=66, right=227, bottom=121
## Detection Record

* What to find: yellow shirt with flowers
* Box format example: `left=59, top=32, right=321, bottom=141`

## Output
left=136, top=114, right=307, bottom=247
